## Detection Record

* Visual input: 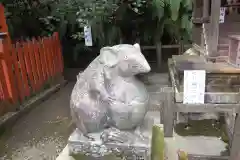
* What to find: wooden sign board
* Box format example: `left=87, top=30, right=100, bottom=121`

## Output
left=183, top=70, right=206, bottom=104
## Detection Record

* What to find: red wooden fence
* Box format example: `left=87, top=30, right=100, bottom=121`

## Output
left=0, top=4, right=64, bottom=115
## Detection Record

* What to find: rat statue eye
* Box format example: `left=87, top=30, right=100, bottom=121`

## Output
left=124, top=55, right=128, bottom=60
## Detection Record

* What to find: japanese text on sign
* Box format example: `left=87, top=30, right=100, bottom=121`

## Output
left=183, top=70, right=206, bottom=104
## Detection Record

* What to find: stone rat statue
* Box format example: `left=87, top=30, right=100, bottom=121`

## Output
left=70, top=43, right=151, bottom=135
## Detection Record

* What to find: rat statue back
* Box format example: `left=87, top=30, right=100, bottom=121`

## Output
left=70, top=43, right=151, bottom=134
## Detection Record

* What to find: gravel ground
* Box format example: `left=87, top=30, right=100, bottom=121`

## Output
left=0, top=83, right=75, bottom=160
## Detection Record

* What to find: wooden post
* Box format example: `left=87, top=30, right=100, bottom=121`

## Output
left=203, top=0, right=209, bottom=19
left=162, top=87, right=174, bottom=137
left=209, top=0, right=221, bottom=56
left=201, top=30, right=205, bottom=48
left=54, top=32, right=64, bottom=74
left=229, top=111, right=240, bottom=160
left=192, top=0, right=203, bottom=46
left=179, top=40, right=185, bottom=55
left=0, top=4, right=18, bottom=103
left=201, top=0, right=209, bottom=49
left=156, top=41, right=162, bottom=69
left=178, top=41, right=182, bottom=55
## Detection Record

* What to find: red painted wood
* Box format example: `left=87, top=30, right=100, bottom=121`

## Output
left=0, top=4, right=65, bottom=115
left=22, top=42, right=35, bottom=93
left=0, top=4, right=18, bottom=103
left=2, top=40, right=18, bottom=103
left=16, top=43, right=31, bottom=97
left=0, top=59, right=10, bottom=100
left=50, top=36, right=57, bottom=76
left=32, top=38, right=44, bottom=89
left=46, top=38, right=54, bottom=77
left=37, top=37, right=47, bottom=82
left=11, top=44, right=25, bottom=101
left=42, top=38, right=51, bottom=80
left=26, top=40, right=39, bottom=91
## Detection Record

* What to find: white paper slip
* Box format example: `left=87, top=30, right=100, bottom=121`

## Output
left=219, top=7, right=226, bottom=23
left=183, top=70, right=206, bottom=104
left=84, top=25, right=93, bottom=46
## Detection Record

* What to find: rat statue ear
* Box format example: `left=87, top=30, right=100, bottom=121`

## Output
left=133, top=43, right=141, bottom=52
left=99, top=47, right=118, bottom=67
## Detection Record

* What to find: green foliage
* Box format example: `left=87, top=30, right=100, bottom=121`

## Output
left=170, top=0, right=181, bottom=21
left=2, top=0, right=192, bottom=44
left=2, top=0, right=56, bottom=39
left=48, top=0, right=192, bottom=46
left=1, top=0, right=192, bottom=64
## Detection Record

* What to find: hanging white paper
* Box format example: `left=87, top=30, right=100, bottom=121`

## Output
left=84, top=25, right=93, bottom=46
left=219, top=7, right=226, bottom=23
left=183, top=70, right=206, bottom=104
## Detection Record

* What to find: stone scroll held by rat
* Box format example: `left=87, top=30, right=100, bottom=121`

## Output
left=70, top=43, right=151, bottom=135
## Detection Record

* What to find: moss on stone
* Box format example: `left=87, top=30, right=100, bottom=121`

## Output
left=70, top=153, right=123, bottom=160
left=151, top=125, right=164, bottom=160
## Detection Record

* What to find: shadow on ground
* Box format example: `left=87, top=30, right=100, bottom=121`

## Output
left=0, top=82, right=75, bottom=160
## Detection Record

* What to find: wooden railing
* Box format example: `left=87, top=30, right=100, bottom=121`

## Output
left=0, top=4, right=64, bottom=116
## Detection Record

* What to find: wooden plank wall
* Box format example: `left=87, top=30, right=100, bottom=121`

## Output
left=0, top=4, right=64, bottom=116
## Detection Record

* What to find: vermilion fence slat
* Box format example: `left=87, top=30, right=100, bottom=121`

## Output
left=22, top=42, right=35, bottom=93
left=42, top=38, right=50, bottom=80
left=53, top=35, right=60, bottom=74
left=0, top=59, right=10, bottom=100
left=11, top=44, right=25, bottom=101
left=45, top=38, right=54, bottom=78
left=38, top=38, right=48, bottom=82
left=16, top=43, right=30, bottom=97
left=52, top=36, right=58, bottom=76
left=0, top=81, right=3, bottom=100
left=26, top=41, right=39, bottom=91
left=0, top=84, right=4, bottom=100
left=47, top=37, right=53, bottom=76
left=31, top=40, right=41, bottom=90
left=48, top=37, right=55, bottom=77
left=32, top=39, right=44, bottom=89
left=50, top=37, right=56, bottom=76
left=37, top=38, right=47, bottom=82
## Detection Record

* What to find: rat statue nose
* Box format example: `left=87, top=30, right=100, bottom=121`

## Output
left=142, top=59, right=151, bottom=73
left=132, top=43, right=151, bottom=73
left=137, top=54, right=151, bottom=73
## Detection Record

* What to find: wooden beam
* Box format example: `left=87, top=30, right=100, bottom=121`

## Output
left=209, top=0, right=221, bottom=56
left=203, top=0, right=210, bottom=19
left=224, top=2, right=240, bottom=7
left=141, top=44, right=192, bottom=50
left=192, top=17, right=210, bottom=24
left=175, top=103, right=237, bottom=113
left=156, top=41, right=162, bottom=69
left=187, top=154, right=228, bottom=160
